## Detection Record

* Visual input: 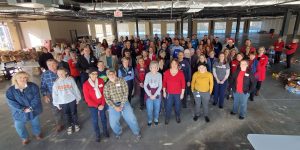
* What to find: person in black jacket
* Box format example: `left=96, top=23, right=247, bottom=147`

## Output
left=178, top=51, right=191, bottom=108
left=38, top=47, right=54, bottom=70
left=230, top=60, right=256, bottom=120
left=76, top=46, right=98, bottom=86
left=55, top=53, right=70, bottom=74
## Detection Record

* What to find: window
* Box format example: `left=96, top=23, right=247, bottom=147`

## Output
left=117, top=23, right=129, bottom=37
left=87, top=24, right=91, bottom=36
left=134, top=23, right=146, bottom=38
left=249, top=21, right=262, bottom=33
left=197, top=22, right=209, bottom=35
left=95, top=24, right=104, bottom=40
left=152, top=23, right=161, bottom=37
left=105, top=24, right=113, bottom=44
left=166, top=23, right=175, bottom=37
left=183, top=23, right=188, bottom=37
left=0, top=24, right=13, bottom=50
left=232, top=21, right=244, bottom=33
left=214, top=22, right=226, bottom=34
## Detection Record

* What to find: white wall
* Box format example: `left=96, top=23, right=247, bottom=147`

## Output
left=260, top=16, right=300, bottom=35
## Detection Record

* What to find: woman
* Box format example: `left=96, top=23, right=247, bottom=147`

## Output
left=163, top=59, right=185, bottom=124
left=6, top=71, right=43, bottom=145
left=158, top=50, right=170, bottom=75
left=102, top=39, right=109, bottom=49
left=83, top=68, right=109, bottom=142
left=273, top=37, right=285, bottom=64
left=68, top=51, right=80, bottom=87
left=148, top=47, right=157, bottom=61
left=135, top=57, right=149, bottom=110
left=191, top=63, right=214, bottom=122
left=193, top=54, right=207, bottom=74
left=230, top=60, right=256, bottom=119
left=144, top=61, right=162, bottom=126
left=212, top=53, right=230, bottom=108
left=255, top=47, right=268, bottom=96
left=285, top=39, right=299, bottom=68
left=118, top=57, right=135, bottom=103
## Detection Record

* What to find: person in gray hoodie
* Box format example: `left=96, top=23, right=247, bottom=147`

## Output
left=52, top=67, right=81, bottom=135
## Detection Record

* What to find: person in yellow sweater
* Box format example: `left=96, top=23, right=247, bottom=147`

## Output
left=191, top=63, right=214, bottom=122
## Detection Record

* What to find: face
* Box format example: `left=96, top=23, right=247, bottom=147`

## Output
left=160, top=52, right=166, bottom=58
left=198, top=65, right=207, bottom=73
left=83, top=48, right=90, bottom=55
left=122, top=59, right=129, bottom=67
left=178, top=52, right=184, bottom=60
left=228, top=40, right=233, bottom=45
left=126, top=42, right=131, bottom=47
left=65, top=48, right=70, bottom=54
left=138, top=59, right=144, bottom=66
left=199, top=56, right=205, bottom=62
left=47, top=61, right=58, bottom=72
left=170, top=61, right=178, bottom=69
left=56, top=55, right=63, bottom=62
left=230, top=50, right=237, bottom=56
left=258, top=48, right=265, bottom=54
left=175, top=40, right=179, bottom=45
left=97, top=62, right=105, bottom=70
left=245, top=40, right=251, bottom=46
left=149, top=48, right=154, bottom=53
left=209, top=51, right=214, bottom=58
left=237, top=54, right=243, bottom=61
left=89, top=72, right=98, bottom=81
left=125, top=52, right=130, bottom=57
left=71, top=53, right=77, bottom=59
left=16, top=74, right=28, bottom=86
left=150, top=64, right=159, bottom=73
left=107, top=72, right=116, bottom=81
left=219, top=54, right=225, bottom=61
left=240, top=61, right=248, bottom=70
left=42, top=48, right=48, bottom=53
left=249, top=54, right=256, bottom=60
left=57, top=70, right=67, bottom=78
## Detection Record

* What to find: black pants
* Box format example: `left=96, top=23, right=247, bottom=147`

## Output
left=274, top=51, right=282, bottom=64
left=140, top=87, right=145, bottom=107
left=256, top=81, right=262, bottom=91
left=286, top=54, right=294, bottom=68
left=127, top=80, right=134, bottom=103
left=249, top=80, right=257, bottom=100
left=60, top=100, right=78, bottom=127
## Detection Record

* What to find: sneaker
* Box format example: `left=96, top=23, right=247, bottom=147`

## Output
left=176, top=116, right=181, bottom=123
left=35, top=133, right=43, bottom=140
left=212, top=102, right=217, bottom=106
left=230, top=111, right=236, bottom=115
left=74, top=125, right=80, bottom=132
left=22, top=139, right=30, bottom=145
left=147, top=122, right=152, bottom=127
left=135, top=134, right=142, bottom=142
left=154, top=122, right=159, bottom=126
left=239, top=116, right=245, bottom=120
left=115, top=135, right=121, bottom=140
left=67, top=126, right=73, bottom=135
left=165, top=119, right=169, bottom=125
left=104, top=132, right=110, bottom=138
left=205, top=116, right=210, bottom=123
left=193, top=116, right=199, bottom=121
left=219, top=106, right=223, bottom=109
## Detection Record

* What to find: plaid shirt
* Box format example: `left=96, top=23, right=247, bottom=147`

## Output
left=104, top=78, right=128, bottom=109
left=40, top=70, right=58, bottom=96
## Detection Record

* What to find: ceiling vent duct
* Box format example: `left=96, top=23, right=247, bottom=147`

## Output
left=7, top=0, right=52, bottom=8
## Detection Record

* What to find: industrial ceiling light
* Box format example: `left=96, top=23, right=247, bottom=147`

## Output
left=186, top=0, right=203, bottom=13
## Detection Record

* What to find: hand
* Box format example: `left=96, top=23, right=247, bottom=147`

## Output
left=98, top=105, right=104, bottom=110
left=57, top=107, right=62, bottom=110
left=150, top=95, right=156, bottom=100
left=76, top=101, right=79, bottom=105
left=114, top=106, right=123, bottom=112
left=163, top=92, right=167, bottom=98
left=44, top=96, right=50, bottom=103
left=139, top=83, right=144, bottom=87
left=180, top=94, right=184, bottom=100
left=220, top=80, right=224, bottom=84
left=24, top=108, right=31, bottom=113
left=86, top=69, right=89, bottom=73
left=187, top=82, right=191, bottom=87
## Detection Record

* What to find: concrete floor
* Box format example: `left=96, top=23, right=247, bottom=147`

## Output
left=0, top=34, right=300, bottom=150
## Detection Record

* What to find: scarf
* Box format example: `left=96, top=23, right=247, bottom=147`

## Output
left=88, top=78, right=101, bottom=99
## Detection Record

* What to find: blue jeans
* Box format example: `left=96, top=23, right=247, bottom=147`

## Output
left=89, top=105, right=108, bottom=138
left=108, top=102, right=140, bottom=136
left=165, top=94, right=181, bottom=120
left=14, top=116, right=41, bottom=140
left=146, top=98, right=161, bottom=123
left=213, top=80, right=228, bottom=107
left=232, top=92, right=250, bottom=118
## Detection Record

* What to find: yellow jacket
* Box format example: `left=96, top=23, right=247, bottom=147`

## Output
left=191, top=71, right=214, bottom=94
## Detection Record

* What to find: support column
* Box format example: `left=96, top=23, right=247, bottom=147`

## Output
left=15, top=22, right=26, bottom=49
left=135, top=18, right=139, bottom=37
left=188, top=15, right=193, bottom=38
left=181, top=16, right=184, bottom=38
left=235, top=16, right=241, bottom=43
left=113, top=18, right=118, bottom=40
left=292, top=11, right=300, bottom=38
left=209, top=20, right=214, bottom=36
left=244, top=19, right=250, bottom=34
left=225, top=20, right=233, bottom=37
left=280, top=9, right=292, bottom=41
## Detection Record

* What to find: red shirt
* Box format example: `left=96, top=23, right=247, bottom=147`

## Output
left=273, top=41, right=284, bottom=52
left=68, top=59, right=80, bottom=77
left=231, top=59, right=240, bottom=74
left=144, top=57, right=151, bottom=68
left=240, top=46, right=256, bottom=55
left=285, top=42, right=298, bottom=55
left=236, top=71, right=246, bottom=93
left=83, top=78, right=106, bottom=108
left=135, top=64, right=147, bottom=84
left=163, top=69, right=186, bottom=94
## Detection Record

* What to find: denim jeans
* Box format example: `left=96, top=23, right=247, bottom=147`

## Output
left=165, top=94, right=181, bottom=120
left=232, top=92, right=250, bottom=118
left=14, top=116, right=41, bottom=140
left=60, top=100, right=78, bottom=127
left=108, top=102, right=140, bottom=136
left=146, top=98, right=161, bottom=123
left=89, top=105, right=108, bottom=138
left=213, top=80, right=228, bottom=107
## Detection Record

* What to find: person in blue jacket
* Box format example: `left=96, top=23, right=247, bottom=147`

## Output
left=6, top=71, right=43, bottom=145
left=118, top=57, right=135, bottom=103
left=178, top=51, right=191, bottom=108
left=248, top=52, right=258, bottom=101
left=207, top=50, right=217, bottom=73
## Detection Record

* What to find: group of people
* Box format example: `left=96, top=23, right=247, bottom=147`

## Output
left=6, top=33, right=299, bottom=145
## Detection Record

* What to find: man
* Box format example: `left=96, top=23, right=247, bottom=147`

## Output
left=40, top=59, right=64, bottom=132
left=191, top=34, right=199, bottom=50
left=158, top=42, right=171, bottom=60
left=38, top=47, right=54, bottom=70
left=213, top=37, right=223, bottom=57
left=201, top=35, right=208, bottom=45
left=104, top=70, right=141, bottom=141
left=178, top=52, right=191, bottom=108
left=240, top=39, right=256, bottom=58
left=122, top=41, right=136, bottom=68
left=171, top=39, right=184, bottom=59
left=223, top=38, right=238, bottom=52
left=100, top=48, right=118, bottom=71
left=76, top=46, right=98, bottom=86
left=165, top=34, right=172, bottom=44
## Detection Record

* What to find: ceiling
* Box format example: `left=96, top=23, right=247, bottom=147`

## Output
left=0, top=0, right=300, bottom=21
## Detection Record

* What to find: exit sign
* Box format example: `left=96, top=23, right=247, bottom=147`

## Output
left=114, top=10, right=123, bottom=17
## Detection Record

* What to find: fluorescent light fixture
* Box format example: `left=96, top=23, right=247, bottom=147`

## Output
left=187, top=8, right=203, bottom=13
left=15, top=3, right=45, bottom=8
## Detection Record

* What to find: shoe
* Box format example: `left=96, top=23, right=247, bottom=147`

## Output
left=140, top=106, right=144, bottom=111
left=176, top=116, right=181, bottom=123
left=230, top=111, right=236, bottom=115
left=239, top=116, right=245, bottom=120
left=205, top=116, right=210, bottom=123
left=226, top=95, right=229, bottom=100
left=219, top=106, right=223, bottom=109
left=147, top=122, right=152, bottom=127
left=249, top=97, right=254, bottom=101
left=22, top=139, right=30, bottom=145
left=165, top=119, right=169, bottom=125
left=74, top=125, right=80, bottom=132
left=104, top=132, right=110, bottom=138
left=36, top=133, right=43, bottom=140
left=115, top=135, right=121, bottom=140
left=135, top=134, right=142, bottom=142
left=212, top=102, right=217, bottom=106
left=95, top=137, right=100, bottom=142
left=67, top=126, right=73, bottom=135
left=255, top=91, right=259, bottom=96
left=193, top=116, right=199, bottom=121
left=154, top=122, right=159, bottom=126
left=55, top=125, right=64, bottom=133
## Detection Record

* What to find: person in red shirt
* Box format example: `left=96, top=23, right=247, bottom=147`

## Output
left=240, top=39, right=256, bottom=59
left=142, top=50, right=151, bottom=68
left=148, top=47, right=157, bottom=61
left=67, top=51, right=80, bottom=88
left=163, top=59, right=186, bottom=125
left=255, top=47, right=268, bottom=96
left=230, top=60, right=255, bottom=120
left=285, top=39, right=299, bottom=68
left=230, top=53, right=244, bottom=74
left=83, top=68, right=109, bottom=142
left=135, top=57, right=149, bottom=110
left=273, top=37, right=285, bottom=64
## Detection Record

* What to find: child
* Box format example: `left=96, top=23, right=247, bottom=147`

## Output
left=97, top=61, right=108, bottom=83
left=248, top=52, right=258, bottom=101
left=55, top=53, right=70, bottom=74
left=52, top=67, right=81, bottom=135
left=135, top=57, right=149, bottom=110
left=267, top=46, right=275, bottom=67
